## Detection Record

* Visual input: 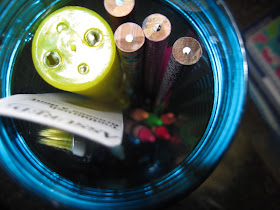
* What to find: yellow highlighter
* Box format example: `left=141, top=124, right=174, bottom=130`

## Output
left=32, top=6, right=128, bottom=106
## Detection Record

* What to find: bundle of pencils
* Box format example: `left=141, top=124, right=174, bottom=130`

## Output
left=107, top=0, right=202, bottom=111
left=124, top=107, right=180, bottom=145
left=106, top=0, right=203, bottom=153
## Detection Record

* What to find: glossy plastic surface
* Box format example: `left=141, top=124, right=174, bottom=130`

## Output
left=32, top=6, right=123, bottom=99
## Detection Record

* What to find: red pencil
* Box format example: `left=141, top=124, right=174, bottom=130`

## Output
left=160, top=112, right=175, bottom=125
left=124, top=119, right=155, bottom=143
left=153, top=126, right=170, bottom=140
left=135, top=126, right=156, bottom=143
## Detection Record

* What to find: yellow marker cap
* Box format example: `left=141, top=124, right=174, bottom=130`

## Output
left=32, top=6, right=124, bottom=101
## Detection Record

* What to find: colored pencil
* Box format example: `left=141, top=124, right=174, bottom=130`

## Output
left=145, top=113, right=163, bottom=127
left=154, top=37, right=202, bottom=112
left=160, top=112, right=175, bottom=125
left=130, top=108, right=149, bottom=121
left=104, top=0, right=135, bottom=31
left=157, top=47, right=173, bottom=92
left=142, top=13, right=171, bottom=97
left=114, top=22, right=145, bottom=91
left=153, top=126, right=171, bottom=140
left=124, top=119, right=155, bottom=143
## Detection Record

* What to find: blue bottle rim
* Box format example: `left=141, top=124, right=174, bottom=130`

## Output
left=0, top=0, right=247, bottom=209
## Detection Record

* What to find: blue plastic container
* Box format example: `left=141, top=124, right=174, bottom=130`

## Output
left=0, top=0, right=247, bottom=209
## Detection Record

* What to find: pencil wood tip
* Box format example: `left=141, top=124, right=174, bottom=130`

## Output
left=104, top=0, right=135, bottom=18
left=172, top=37, right=202, bottom=65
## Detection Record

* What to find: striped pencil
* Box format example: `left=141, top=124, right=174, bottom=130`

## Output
left=114, top=22, right=145, bottom=92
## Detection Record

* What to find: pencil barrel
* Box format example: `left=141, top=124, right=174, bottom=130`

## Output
left=155, top=37, right=202, bottom=112
left=144, top=39, right=168, bottom=97
left=142, top=13, right=171, bottom=98
left=155, top=53, right=185, bottom=110
left=114, top=22, right=145, bottom=91
left=104, top=0, right=135, bottom=31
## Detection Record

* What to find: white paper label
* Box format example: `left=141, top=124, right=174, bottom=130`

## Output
left=0, top=93, right=123, bottom=147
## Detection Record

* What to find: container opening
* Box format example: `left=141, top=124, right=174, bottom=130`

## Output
left=3, top=0, right=214, bottom=190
